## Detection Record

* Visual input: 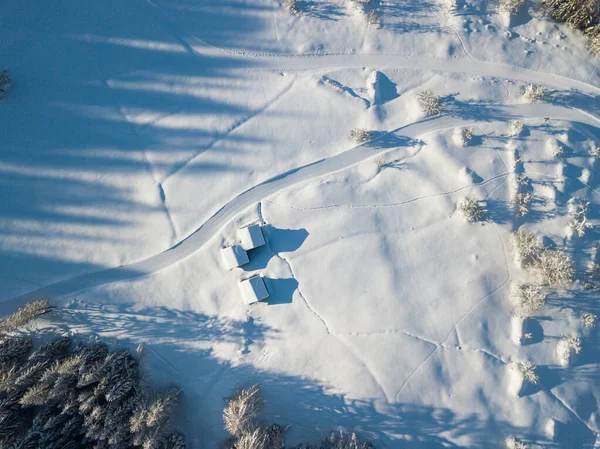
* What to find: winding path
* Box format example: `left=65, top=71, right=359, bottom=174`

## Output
left=5, top=102, right=600, bottom=311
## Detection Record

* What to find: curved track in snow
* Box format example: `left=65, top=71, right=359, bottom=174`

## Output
left=5, top=103, right=600, bottom=311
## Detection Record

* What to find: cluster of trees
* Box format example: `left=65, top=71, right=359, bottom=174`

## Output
left=222, top=386, right=373, bottom=449
left=541, top=0, right=600, bottom=54
left=0, top=299, right=185, bottom=449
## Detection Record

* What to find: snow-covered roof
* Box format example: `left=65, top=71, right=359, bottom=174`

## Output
left=221, top=245, right=249, bottom=270
left=238, top=224, right=266, bottom=250
left=239, top=275, right=269, bottom=304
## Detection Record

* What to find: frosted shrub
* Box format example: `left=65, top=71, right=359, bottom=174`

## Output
left=365, top=10, right=380, bottom=27
left=511, top=360, right=539, bottom=383
left=223, top=385, right=262, bottom=437
left=582, top=312, right=597, bottom=328
left=589, top=143, right=600, bottom=157
left=569, top=199, right=592, bottom=237
left=536, top=249, right=574, bottom=287
left=510, top=284, right=547, bottom=317
left=499, top=0, right=526, bottom=15
left=285, top=0, right=299, bottom=14
left=515, top=173, right=529, bottom=186
left=417, top=89, right=442, bottom=116
left=514, top=192, right=533, bottom=217
left=546, top=138, right=564, bottom=158
left=0, top=69, right=10, bottom=99
left=349, top=128, right=373, bottom=144
left=509, top=119, right=525, bottom=136
left=347, top=0, right=372, bottom=10
left=235, top=428, right=267, bottom=449
left=586, top=25, right=600, bottom=55
left=542, top=0, right=600, bottom=29
left=522, top=84, right=549, bottom=103
left=458, top=196, right=485, bottom=222
left=505, top=436, right=528, bottom=449
left=513, top=228, right=543, bottom=266
left=322, top=431, right=374, bottom=449
left=0, top=298, right=50, bottom=335
left=556, top=333, right=582, bottom=366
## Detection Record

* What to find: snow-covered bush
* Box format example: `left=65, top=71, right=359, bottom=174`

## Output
left=0, top=300, right=185, bottom=448
left=224, top=385, right=262, bottom=437
left=568, top=199, right=592, bottom=237
left=511, top=360, right=539, bottom=383
left=546, top=138, right=564, bottom=158
left=582, top=312, right=597, bottom=328
left=0, top=69, right=10, bottom=99
left=458, top=196, right=485, bottom=222
left=285, top=0, right=299, bottom=14
left=542, top=0, right=600, bottom=30
left=347, top=0, right=372, bottom=10
left=454, top=127, right=475, bottom=147
left=499, top=0, right=526, bottom=15
left=513, top=228, right=543, bottom=267
left=522, top=84, right=549, bottom=103
left=0, top=298, right=50, bottom=335
left=505, top=436, right=528, bottom=449
left=514, top=192, right=533, bottom=217
left=589, top=142, right=600, bottom=157
left=417, top=89, right=442, bottom=116
left=556, top=333, right=582, bottom=365
left=349, top=128, right=373, bottom=144
left=536, top=248, right=575, bottom=287
left=509, top=119, right=525, bottom=136
left=510, top=283, right=547, bottom=317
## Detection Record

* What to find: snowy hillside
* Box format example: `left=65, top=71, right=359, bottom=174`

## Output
left=1, top=0, right=599, bottom=448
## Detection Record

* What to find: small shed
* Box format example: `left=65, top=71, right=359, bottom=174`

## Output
left=238, top=224, right=265, bottom=250
left=221, top=245, right=249, bottom=270
left=239, top=275, right=269, bottom=304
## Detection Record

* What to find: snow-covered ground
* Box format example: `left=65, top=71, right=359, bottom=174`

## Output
left=1, top=0, right=599, bottom=448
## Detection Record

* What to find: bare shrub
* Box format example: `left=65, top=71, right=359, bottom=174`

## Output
left=349, top=128, right=372, bottom=144
left=505, top=436, right=528, bottom=449
left=284, top=0, right=299, bottom=14
left=455, top=127, right=474, bottom=147
left=499, top=0, right=526, bottom=15
left=417, top=89, right=442, bottom=116
left=536, top=249, right=574, bottom=288
left=541, top=0, right=600, bottom=29
left=514, top=192, right=533, bottom=217
left=0, top=69, right=10, bottom=99
left=223, top=385, right=262, bottom=437
left=0, top=298, right=50, bottom=335
left=458, top=196, right=485, bottom=222
left=569, top=199, right=592, bottom=237
left=557, top=333, right=582, bottom=365
left=510, top=284, right=547, bottom=317
left=374, top=157, right=385, bottom=171
left=513, top=228, right=543, bottom=267
left=522, top=84, right=549, bottom=103
left=511, top=360, right=539, bottom=384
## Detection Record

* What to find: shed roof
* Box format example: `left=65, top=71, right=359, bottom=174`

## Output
left=239, top=275, right=269, bottom=304
left=238, top=224, right=266, bottom=250
left=221, top=245, right=249, bottom=270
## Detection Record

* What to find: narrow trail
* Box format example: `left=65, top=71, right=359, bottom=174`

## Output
left=4, top=104, right=599, bottom=312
